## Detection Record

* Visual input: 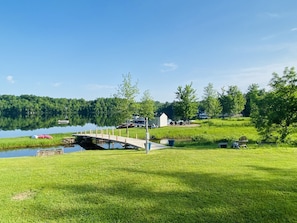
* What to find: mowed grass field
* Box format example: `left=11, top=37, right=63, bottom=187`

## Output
left=1, top=118, right=297, bottom=222
left=1, top=147, right=297, bottom=222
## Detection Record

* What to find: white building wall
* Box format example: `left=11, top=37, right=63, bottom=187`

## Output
left=158, top=113, right=168, bottom=127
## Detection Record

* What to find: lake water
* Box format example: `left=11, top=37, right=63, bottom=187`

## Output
left=0, top=144, right=85, bottom=158
left=0, top=122, right=118, bottom=158
left=0, top=123, right=113, bottom=138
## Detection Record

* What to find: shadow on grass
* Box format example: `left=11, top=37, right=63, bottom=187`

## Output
left=26, top=165, right=297, bottom=222
left=173, top=142, right=236, bottom=150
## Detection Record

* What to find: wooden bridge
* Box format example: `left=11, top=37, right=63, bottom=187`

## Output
left=72, top=132, right=168, bottom=151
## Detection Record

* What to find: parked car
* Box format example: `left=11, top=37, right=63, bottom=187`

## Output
left=198, top=113, right=209, bottom=119
left=116, top=123, right=135, bottom=129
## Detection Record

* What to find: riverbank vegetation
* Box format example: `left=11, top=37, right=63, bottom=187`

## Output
left=1, top=147, right=296, bottom=222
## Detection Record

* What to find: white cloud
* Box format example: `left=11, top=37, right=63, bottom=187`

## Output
left=265, top=12, right=280, bottom=18
left=192, top=62, right=296, bottom=97
left=291, top=27, right=297, bottom=32
left=218, top=63, right=296, bottom=92
left=161, top=62, right=178, bottom=72
left=6, top=75, right=15, bottom=84
left=261, top=34, right=277, bottom=41
left=239, top=41, right=297, bottom=53
left=52, top=82, right=62, bottom=87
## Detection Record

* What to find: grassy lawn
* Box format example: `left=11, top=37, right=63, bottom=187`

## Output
left=109, top=118, right=260, bottom=145
left=1, top=147, right=297, bottom=222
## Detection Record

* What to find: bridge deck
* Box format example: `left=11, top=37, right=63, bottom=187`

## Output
left=73, top=133, right=168, bottom=150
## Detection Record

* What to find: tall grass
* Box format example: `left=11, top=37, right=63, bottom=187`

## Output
left=0, top=148, right=296, bottom=222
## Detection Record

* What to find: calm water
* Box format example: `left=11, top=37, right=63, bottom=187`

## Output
left=0, top=144, right=85, bottom=158
left=0, top=123, right=113, bottom=138
left=0, top=122, right=119, bottom=158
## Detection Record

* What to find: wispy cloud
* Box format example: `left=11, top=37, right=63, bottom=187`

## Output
left=219, top=62, right=296, bottom=92
left=238, top=41, right=297, bottom=53
left=261, top=28, right=297, bottom=41
left=6, top=75, right=15, bottom=84
left=261, top=34, right=277, bottom=41
left=194, top=62, right=297, bottom=96
left=161, top=62, right=178, bottom=72
left=265, top=12, right=280, bottom=18
left=52, top=82, right=62, bottom=87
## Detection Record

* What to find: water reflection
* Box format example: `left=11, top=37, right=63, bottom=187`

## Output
left=0, top=114, right=120, bottom=138
left=0, top=123, right=112, bottom=138
left=0, top=144, right=85, bottom=158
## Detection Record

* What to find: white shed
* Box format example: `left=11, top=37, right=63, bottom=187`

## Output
left=151, top=113, right=168, bottom=127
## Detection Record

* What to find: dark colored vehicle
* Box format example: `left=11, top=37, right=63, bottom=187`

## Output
left=116, top=123, right=135, bottom=129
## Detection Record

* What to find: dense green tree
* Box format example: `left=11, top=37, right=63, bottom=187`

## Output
left=219, top=86, right=246, bottom=117
left=174, top=82, right=198, bottom=121
left=251, top=67, right=297, bottom=142
left=202, top=83, right=222, bottom=118
left=242, top=84, right=265, bottom=117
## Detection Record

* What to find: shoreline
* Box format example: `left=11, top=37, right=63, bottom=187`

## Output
left=0, top=132, right=74, bottom=150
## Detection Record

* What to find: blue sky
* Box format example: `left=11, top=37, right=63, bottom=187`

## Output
left=1, top=0, right=297, bottom=102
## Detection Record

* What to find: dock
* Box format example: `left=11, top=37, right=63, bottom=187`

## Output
left=72, top=132, right=168, bottom=150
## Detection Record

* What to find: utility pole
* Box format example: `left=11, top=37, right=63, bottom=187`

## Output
left=145, top=117, right=150, bottom=154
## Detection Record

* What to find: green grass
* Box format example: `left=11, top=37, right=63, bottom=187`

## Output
left=0, top=118, right=259, bottom=150
left=0, top=148, right=297, bottom=222
left=0, top=133, right=73, bottom=150
left=121, top=117, right=259, bottom=145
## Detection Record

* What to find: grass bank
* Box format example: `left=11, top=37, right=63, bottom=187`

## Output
left=0, top=133, right=73, bottom=150
left=0, top=118, right=267, bottom=150
left=1, top=148, right=297, bottom=222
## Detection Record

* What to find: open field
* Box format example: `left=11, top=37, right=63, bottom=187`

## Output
left=1, top=147, right=297, bottom=222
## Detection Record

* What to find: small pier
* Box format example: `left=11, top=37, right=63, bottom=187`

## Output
left=73, top=129, right=168, bottom=150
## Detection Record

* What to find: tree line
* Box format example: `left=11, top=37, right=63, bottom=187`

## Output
left=0, top=76, right=245, bottom=121
left=171, top=67, right=297, bottom=144
left=1, top=67, right=297, bottom=143
left=113, top=68, right=297, bottom=144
